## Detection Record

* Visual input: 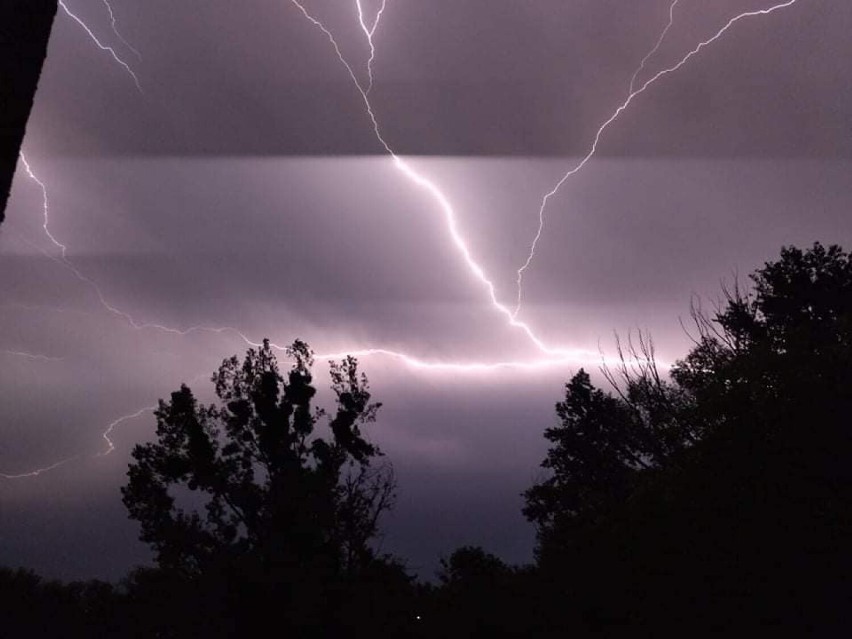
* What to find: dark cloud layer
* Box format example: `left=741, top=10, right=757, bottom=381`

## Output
left=1, top=0, right=851, bottom=581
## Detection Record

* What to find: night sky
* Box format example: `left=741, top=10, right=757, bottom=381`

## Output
left=1, top=0, right=851, bottom=581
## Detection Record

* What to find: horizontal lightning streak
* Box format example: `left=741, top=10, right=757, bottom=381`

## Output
left=0, top=456, right=80, bottom=480
left=0, top=350, right=62, bottom=362
left=514, top=0, right=800, bottom=315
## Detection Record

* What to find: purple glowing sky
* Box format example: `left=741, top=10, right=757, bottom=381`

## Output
left=1, top=0, right=851, bottom=579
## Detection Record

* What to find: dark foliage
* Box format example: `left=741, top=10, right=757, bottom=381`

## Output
left=0, top=567, right=124, bottom=637
left=524, top=243, right=852, bottom=632
left=119, top=339, right=413, bottom=637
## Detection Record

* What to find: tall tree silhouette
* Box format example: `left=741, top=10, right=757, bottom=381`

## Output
left=525, top=243, right=852, bottom=630
left=121, top=339, right=402, bottom=636
left=523, top=334, right=692, bottom=556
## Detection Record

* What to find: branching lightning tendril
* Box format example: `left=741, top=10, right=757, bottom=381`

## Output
left=102, top=0, right=142, bottom=60
left=58, top=0, right=142, bottom=92
left=355, top=0, right=387, bottom=93
left=513, top=0, right=799, bottom=316
left=629, top=0, right=679, bottom=96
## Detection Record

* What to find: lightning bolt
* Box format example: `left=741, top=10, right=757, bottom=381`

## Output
left=1, top=369, right=215, bottom=478
left=94, top=406, right=156, bottom=457
left=355, top=0, right=387, bottom=93
left=17, top=152, right=200, bottom=334
left=102, top=0, right=142, bottom=60
left=287, top=0, right=801, bottom=359
left=288, top=0, right=599, bottom=361
left=513, top=0, right=800, bottom=316
left=20, top=152, right=601, bottom=372
left=19, top=152, right=295, bottom=345
left=58, top=0, right=142, bottom=92
left=0, top=456, right=80, bottom=480
left=0, top=405, right=153, bottom=479
left=629, top=0, right=679, bottom=96
left=0, top=350, right=62, bottom=362
left=19, top=152, right=67, bottom=259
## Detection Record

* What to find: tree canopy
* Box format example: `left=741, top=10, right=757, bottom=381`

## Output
left=121, top=339, right=407, bottom=636
left=523, top=243, right=852, bottom=629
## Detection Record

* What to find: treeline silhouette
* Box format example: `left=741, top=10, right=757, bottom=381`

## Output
left=2, top=242, right=851, bottom=636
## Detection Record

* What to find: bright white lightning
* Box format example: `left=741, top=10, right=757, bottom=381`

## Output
left=288, top=0, right=594, bottom=361
left=355, top=0, right=388, bottom=93
left=58, top=0, right=142, bottom=92
left=21, top=151, right=600, bottom=371
left=20, top=0, right=586, bottom=371
left=513, top=0, right=800, bottom=316
left=313, top=347, right=653, bottom=372
left=0, top=1, right=808, bottom=482
left=102, top=0, right=142, bottom=60
left=288, top=0, right=800, bottom=362
left=19, top=152, right=67, bottom=259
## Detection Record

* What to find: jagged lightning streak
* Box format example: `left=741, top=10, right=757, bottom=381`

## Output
left=1, top=370, right=215, bottom=478
left=18, top=152, right=178, bottom=334
left=19, top=152, right=67, bottom=259
left=0, top=406, right=152, bottom=479
left=57, top=0, right=142, bottom=92
left=0, top=456, right=80, bottom=480
left=629, top=0, right=678, bottom=95
left=94, top=406, right=156, bottom=457
left=21, top=149, right=600, bottom=372
left=19, top=152, right=277, bottom=342
left=513, top=0, right=799, bottom=316
left=355, top=0, right=387, bottom=93
left=288, top=0, right=590, bottom=360
left=102, top=0, right=142, bottom=60
left=22, top=1, right=577, bottom=369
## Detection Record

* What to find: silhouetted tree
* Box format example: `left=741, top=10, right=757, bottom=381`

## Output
left=525, top=243, right=852, bottom=631
left=523, top=333, right=693, bottom=557
left=121, top=339, right=402, bottom=636
left=423, top=547, right=543, bottom=639
left=523, top=370, right=644, bottom=546
left=0, top=567, right=124, bottom=636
